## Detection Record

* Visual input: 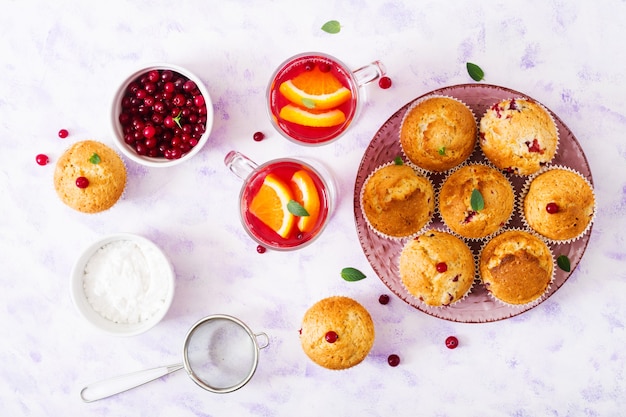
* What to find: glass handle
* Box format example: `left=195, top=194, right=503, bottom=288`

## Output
left=224, top=151, right=258, bottom=180
left=352, top=60, right=386, bottom=87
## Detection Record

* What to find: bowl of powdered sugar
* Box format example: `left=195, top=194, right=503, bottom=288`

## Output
left=70, top=233, right=175, bottom=336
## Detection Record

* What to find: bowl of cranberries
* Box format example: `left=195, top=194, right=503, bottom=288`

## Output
left=111, top=64, right=213, bottom=167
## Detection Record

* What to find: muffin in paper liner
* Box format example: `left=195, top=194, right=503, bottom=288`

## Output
left=398, top=229, right=476, bottom=308
left=437, top=162, right=516, bottom=241
left=478, top=97, right=560, bottom=176
left=359, top=161, right=435, bottom=240
left=519, top=165, right=596, bottom=244
left=399, top=94, right=478, bottom=173
left=299, top=295, right=375, bottom=370
left=478, top=229, right=555, bottom=309
left=54, top=140, right=128, bottom=214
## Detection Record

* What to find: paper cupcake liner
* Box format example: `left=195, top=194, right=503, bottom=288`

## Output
left=478, top=97, right=560, bottom=177
left=359, top=161, right=435, bottom=241
left=518, top=165, right=596, bottom=245
left=477, top=228, right=556, bottom=309
left=435, top=162, right=516, bottom=242
left=398, top=94, right=478, bottom=173
left=398, top=228, right=476, bottom=309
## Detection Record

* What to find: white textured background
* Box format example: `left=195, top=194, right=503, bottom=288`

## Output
left=1, top=0, right=625, bottom=416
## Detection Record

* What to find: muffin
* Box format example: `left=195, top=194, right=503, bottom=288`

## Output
left=479, top=230, right=554, bottom=306
left=300, top=296, right=375, bottom=370
left=479, top=98, right=558, bottom=175
left=360, top=163, right=435, bottom=238
left=522, top=168, right=595, bottom=242
left=400, top=96, right=477, bottom=172
left=438, top=164, right=515, bottom=239
left=54, top=140, right=127, bottom=213
left=399, top=230, right=475, bottom=307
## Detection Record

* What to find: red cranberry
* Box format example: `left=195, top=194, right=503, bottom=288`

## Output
left=253, top=131, right=265, bottom=142
left=546, top=202, right=559, bottom=214
left=325, top=331, right=338, bottom=343
left=378, top=76, right=392, bottom=89
left=318, top=63, right=331, bottom=73
left=256, top=245, right=266, bottom=254
left=526, top=138, right=543, bottom=153
left=378, top=294, right=390, bottom=305
left=436, top=262, right=448, bottom=273
left=76, top=177, right=89, bottom=188
left=35, top=154, right=49, bottom=166
left=58, top=129, right=69, bottom=138
left=387, top=354, right=400, bottom=367
left=445, top=336, right=459, bottom=349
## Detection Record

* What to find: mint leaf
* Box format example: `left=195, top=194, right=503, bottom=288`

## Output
left=393, top=156, right=404, bottom=165
left=466, top=62, right=484, bottom=81
left=301, top=98, right=316, bottom=109
left=438, top=146, right=446, bottom=156
left=89, top=153, right=101, bottom=164
left=341, top=267, right=366, bottom=282
left=557, top=255, right=571, bottom=272
left=321, top=20, right=341, bottom=34
left=173, top=111, right=183, bottom=128
left=287, top=200, right=309, bottom=217
left=470, top=189, right=484, bottom=211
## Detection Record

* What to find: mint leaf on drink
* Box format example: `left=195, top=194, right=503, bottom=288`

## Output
left=557, top=255, right=571, bottom=272
left=341, top=267, right=366, bottom=282
left=470, top=188, right=484, bottom=211
left=287, top=200, right=309, bottom=217
left=466, top=62, right=485, bottom=81
left=89, top=153, right=101, bottom=164
left=301, top=98, right=316, bottom=109
left=321, top=20, right=341, bottom=34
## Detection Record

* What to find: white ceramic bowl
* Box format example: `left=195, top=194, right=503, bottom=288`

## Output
left=111, top=63, right=214, bottom=168
left=70, top=233, right=175, bottom=336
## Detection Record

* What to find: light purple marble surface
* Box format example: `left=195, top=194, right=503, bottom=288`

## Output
left=1, top=1, right=625, bottom=416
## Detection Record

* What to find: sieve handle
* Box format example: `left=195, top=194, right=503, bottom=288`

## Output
left=80, top=363, right=184, bottom=402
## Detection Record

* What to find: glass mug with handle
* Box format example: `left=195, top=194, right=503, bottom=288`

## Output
left=267, top=52, right=386, bottom=146
left=224, top=151, right=336, bottom=251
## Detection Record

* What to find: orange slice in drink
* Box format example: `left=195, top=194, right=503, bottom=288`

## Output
left=279, top=104, right=346, bottom=127
left=249, top=174, right=295, bottom=238
left=279, top=66, right=352, bottom=110
left=290, top=170, right=321, bottom=233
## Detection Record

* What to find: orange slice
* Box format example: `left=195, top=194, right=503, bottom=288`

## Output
left=279, top=66, right=352, bottom=110
left=279, top=104, right=346, bottom=127
left=290, top=170, right=321, bottom=233
left=249, top=174, right=295, bottom=238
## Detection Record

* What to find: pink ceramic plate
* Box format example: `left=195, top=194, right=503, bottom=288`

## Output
left=354, top=84, right=593, bottom=323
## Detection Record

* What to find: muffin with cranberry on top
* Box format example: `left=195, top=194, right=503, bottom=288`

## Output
left=399, top=230, right=475, bottom=307
left=300, top=296, right=375, bottom=370
left=522, top=167, right=595, bottom=242
left=479, top=98, right=558, bottom=175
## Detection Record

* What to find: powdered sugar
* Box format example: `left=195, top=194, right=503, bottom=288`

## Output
left=82, top=240, right=170, bottom=324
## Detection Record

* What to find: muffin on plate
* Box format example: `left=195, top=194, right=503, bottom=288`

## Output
left=438, top=164, right=515, bottom=239
left=54, top=140, right=127, bottom=213
left=479, top=98, right=558, bottom=176
left=360, top=163, right=435, bottom=239
left=479, top=230, right=554, bottom=306
left=300, top=296, right=375, bottom=370
left=522, top=167, right=595, bottom=242
left=400, top=96, right=477, bottom=172
left=399, top=230, right=475, bottom=307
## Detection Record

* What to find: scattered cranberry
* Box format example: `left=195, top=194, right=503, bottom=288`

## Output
left=378, top=294, right=390, bottom=305
left=387, top=354, right=400, bottom=367
left=35, top=154, right=49, bottom=166
left=546, top=202, right=559, bottom=214
left=318, top=63, right=331, bottom=73
left=75, top=177, right=89, bottom=188
left=378, top=76, right=392, bottom=89
left=253, top=131, right=265, bottom=142
left=436, top=262, right=448, bottom=273
left=325, top=331, right=338, bottom=343
left=58, top=129, right=69, bottom=138
left=445, top=336, right=459, bottom=349
left=256, top=245, right=267, bottom=254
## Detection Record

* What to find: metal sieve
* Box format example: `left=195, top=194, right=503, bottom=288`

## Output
left=80, top=314, right=269, bottom=402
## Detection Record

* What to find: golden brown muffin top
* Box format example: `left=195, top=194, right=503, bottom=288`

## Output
left=300, top=296, right=375, bottom=370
